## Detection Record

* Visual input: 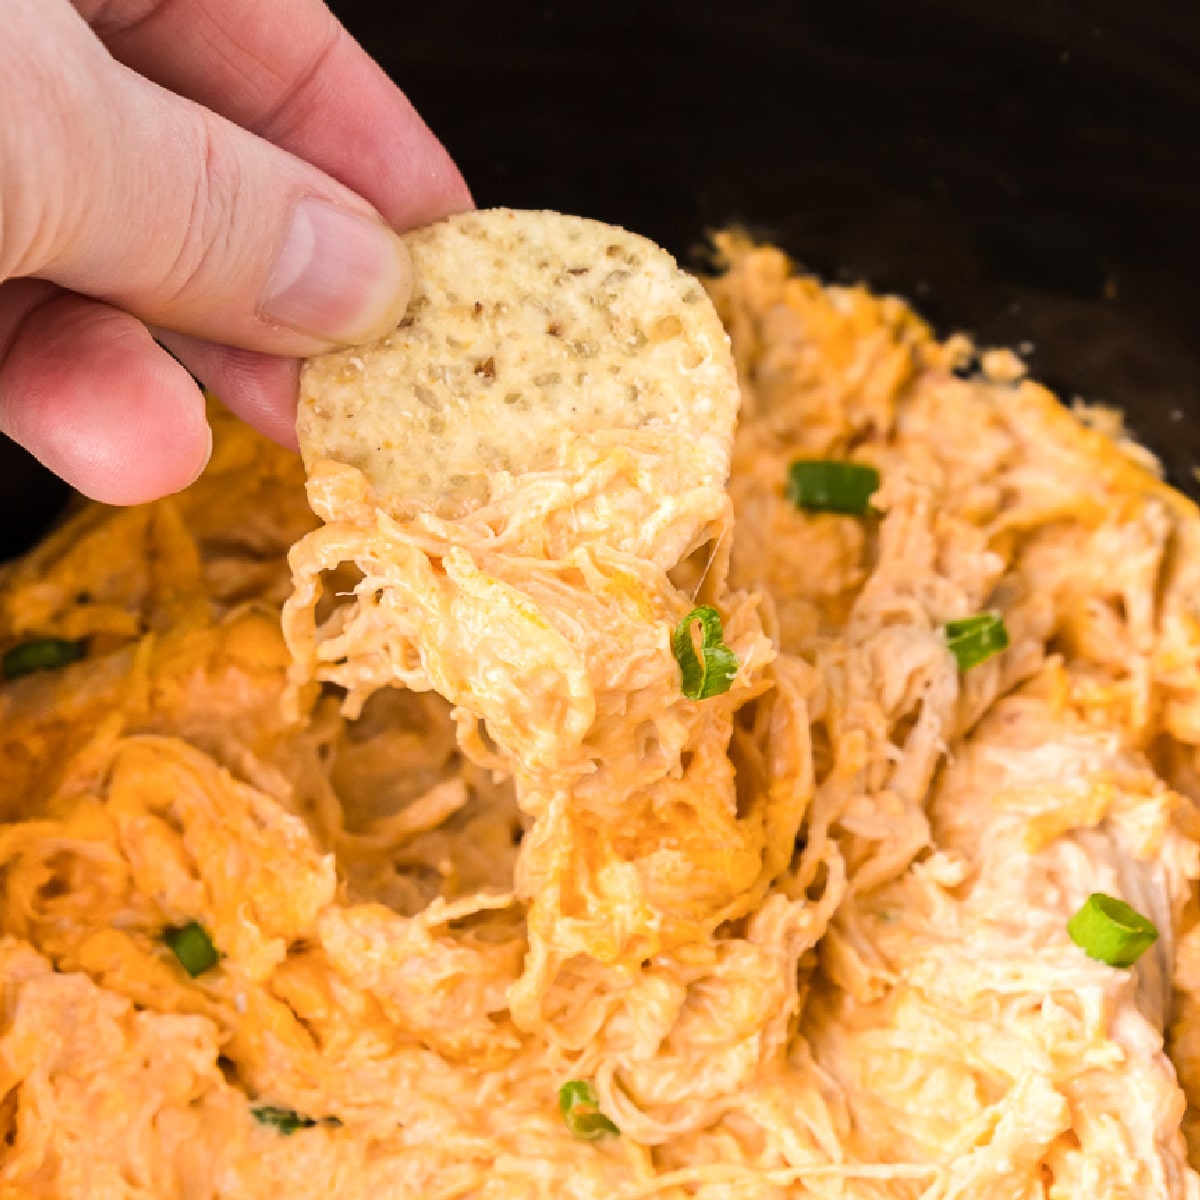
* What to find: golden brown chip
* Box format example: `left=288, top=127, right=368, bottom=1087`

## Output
left=297, top=208, right=740, bottom=518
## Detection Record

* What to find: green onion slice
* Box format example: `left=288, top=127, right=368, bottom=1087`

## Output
left=558, top=1080, right=620, bottom=1141
left=164, top=921, right=219, bottom=977
left=944, top=613, right=1009, bottom=671
left=786, top=460, right=880, bottom=516
left=251, top=1106, right=319, bottom=1136
left=671, top=606, right=739, bottom=701
left=1067, top=893, right=1158, bottom=969
left=2, top=637, right=85, bottom=680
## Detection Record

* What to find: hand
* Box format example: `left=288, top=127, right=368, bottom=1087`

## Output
left=0, top=0, right=471, bottom=504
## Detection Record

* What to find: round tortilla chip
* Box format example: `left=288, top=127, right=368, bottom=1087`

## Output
left=297, top=208, right=740, bottom=518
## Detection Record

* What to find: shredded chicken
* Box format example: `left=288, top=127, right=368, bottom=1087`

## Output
left=0, top=236, right=1198, bottom=1198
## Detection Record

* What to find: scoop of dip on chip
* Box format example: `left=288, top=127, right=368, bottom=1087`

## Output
left=284, top=207, right=773, bottom=975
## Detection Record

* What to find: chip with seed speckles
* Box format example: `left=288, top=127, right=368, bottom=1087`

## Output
left=297, top=208, right=740, bottom=519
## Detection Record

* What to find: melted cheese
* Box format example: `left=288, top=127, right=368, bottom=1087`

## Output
left=0, top=239, right=1199, bottom=1198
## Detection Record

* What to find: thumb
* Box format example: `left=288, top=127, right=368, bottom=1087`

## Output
left=4, top=0, right=414, bottom=357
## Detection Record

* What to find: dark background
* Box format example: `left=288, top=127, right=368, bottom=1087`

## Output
left=4, top=0, right=1198, bottom=557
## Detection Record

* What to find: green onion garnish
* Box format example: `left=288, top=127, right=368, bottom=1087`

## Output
left=671, top=606, right=739, bottom=701
left=2, top=637, right=85, bottom=680
left=786, top=460, right=880, bottom=516
left=558, top=1080, right=619, bottom=1141
left=1067, top=893, right=1158, bottom=968
left=251, top=1106, right=318, bottom=1136
left=164, top=921, right=219, bottom=977
left=944, top=613, right=1009, bottom=671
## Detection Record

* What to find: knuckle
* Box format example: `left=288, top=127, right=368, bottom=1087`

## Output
left=154, top=118, right=242, bottom=312
left=251, top=15, right=341, bottom=141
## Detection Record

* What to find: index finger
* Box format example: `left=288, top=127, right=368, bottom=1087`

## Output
left=76, top=0, right=472, bottom=230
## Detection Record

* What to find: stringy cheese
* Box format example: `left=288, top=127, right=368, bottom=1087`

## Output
left=0, top=237, right=1199, bottom=1198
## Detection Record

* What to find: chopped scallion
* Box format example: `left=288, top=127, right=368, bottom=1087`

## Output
left=2, top=637, right=85, bottom=680
left=558, top=1080, right=619, bottom=1141
left=1067, top=893, right=1158, bottom=968
left=786, top=460, right=880, bottom=516
left=671, top=606, right=739, bottom=701
left=164, top=921, right=219, bottom=977
left=944, top=613, right=1009, bottom=671
left=251, top=1106, right=318, bottom=1135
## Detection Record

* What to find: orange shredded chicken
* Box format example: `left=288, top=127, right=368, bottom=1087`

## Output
left=0, top=238, right=1198, bottom=1198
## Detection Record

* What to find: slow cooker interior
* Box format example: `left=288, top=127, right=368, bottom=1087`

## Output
left=337, top=0, right=1200, bottom=478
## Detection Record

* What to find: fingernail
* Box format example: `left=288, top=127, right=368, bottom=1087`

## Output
left=187, top=422, right=214, bottom=487
left=260, top=198, right=413, bottom=345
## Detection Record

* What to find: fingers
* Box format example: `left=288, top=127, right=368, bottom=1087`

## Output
left=155, top=332, right=300, bottom=450
left=0, top=280, right=210, bottom=504
left=107, top=0, right=474, bottom=452
left=5, top=0, right=414, bottom=357
left=3, top=0, right=473, bottom=502
left=76, top=0, right=472, bottom=229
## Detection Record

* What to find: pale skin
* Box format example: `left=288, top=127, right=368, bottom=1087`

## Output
left=0, top=0, right=472, bottom=504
